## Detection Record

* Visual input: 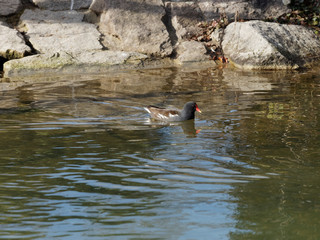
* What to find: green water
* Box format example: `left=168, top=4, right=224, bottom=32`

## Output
left=1, top=66, right=320, bottom=239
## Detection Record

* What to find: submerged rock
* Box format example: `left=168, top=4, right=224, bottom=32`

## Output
left=0, top=22, right=31, bottom=60
left=222, top=21, right=320, bottom=69
left=90, top=0, right=172, bottom=57
left=19, top=9, right=102, bottom=54
left=3, top=50, right=148, bottom=77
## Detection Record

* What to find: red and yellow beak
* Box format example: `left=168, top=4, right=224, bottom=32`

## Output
left=195, top=104, right=202, bottom=113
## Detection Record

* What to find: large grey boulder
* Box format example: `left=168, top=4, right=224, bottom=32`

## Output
left=222, top=21, right=320, bottom=69
left=3, top=50, right=148, bottom=77
left=0, top=22, right=31, bottom=59
left=0, top=0, right=21, bottom=16
left=90, top=0, right=172, bottom=57
left=176, top=41, right=209, bottom=63
left=31, top=0, right=92, bottom=10
left=198, top=0, right=290, bottom=21
left=165, top=2, right=204, bottom=44
left=19, top=9, right=102, bottom=54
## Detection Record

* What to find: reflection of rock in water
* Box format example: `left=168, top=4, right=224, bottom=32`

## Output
left=99, top=68, right=176, bottom=96
left=0, top=107, right=35, bottom=114
left=223, top=69, right=274, bottom=92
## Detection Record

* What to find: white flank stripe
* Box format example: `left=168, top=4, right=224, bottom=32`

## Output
left=144, top=107, right=151, bottom=114
left=157, top=114, right=168, bottom=120
left=168, top=113, right=178, bottom=118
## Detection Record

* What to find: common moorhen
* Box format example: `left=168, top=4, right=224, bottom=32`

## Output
left=145, top=101, right=201, bottom=121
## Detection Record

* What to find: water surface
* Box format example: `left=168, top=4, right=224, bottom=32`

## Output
left=1, top=66, right=320, bottom=239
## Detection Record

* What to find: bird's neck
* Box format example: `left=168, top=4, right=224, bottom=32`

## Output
left=181, top=109, right=194, bottom=120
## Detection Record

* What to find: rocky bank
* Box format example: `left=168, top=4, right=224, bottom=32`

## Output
left=1, top=0, right=320, bottom=78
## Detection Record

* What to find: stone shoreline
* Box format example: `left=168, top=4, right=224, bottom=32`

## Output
left=1, top=0, right=320, bottom=78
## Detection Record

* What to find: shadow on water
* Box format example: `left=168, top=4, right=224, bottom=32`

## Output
left=1, top=65, right=320, bottom=239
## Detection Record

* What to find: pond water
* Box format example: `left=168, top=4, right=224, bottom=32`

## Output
left=1, top=65, right=320, bottom=239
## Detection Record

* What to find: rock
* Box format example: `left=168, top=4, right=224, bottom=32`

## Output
left=210, top=28, right=223, bottom=46
left=260, top=0, right=291, bottom=19
left=3, top=50, right=148, bottom=77
left=222, top=21, right=320, bottom=69
left=198, top=0, right=290, bottom=21
left=0, top=22, right=31, bottom=60
left=89, top=0, right=105, bottom=14
left=31, top=0, right=92, bottom=11
left=83, top=9, right=100, bottom=24
left=199, top=1, right=248, bottom=21
left=0, top=0, right=21, bottom=16
left=18, top=9, right=102, bottom=54
left=91, top=0, right=172, bottom=57
left=176, top=41, right=209, bottom=63
left=165, top=2, right=204, bottom=44
left=75, top=50, right=147, bottom=66
left=282, top=0, right=291, bottom=5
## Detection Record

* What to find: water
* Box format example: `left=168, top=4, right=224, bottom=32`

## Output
left=1, top=65, right=320, bottom=239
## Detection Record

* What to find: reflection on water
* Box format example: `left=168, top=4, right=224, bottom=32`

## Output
left=1, top=66, right=320, bottom=239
